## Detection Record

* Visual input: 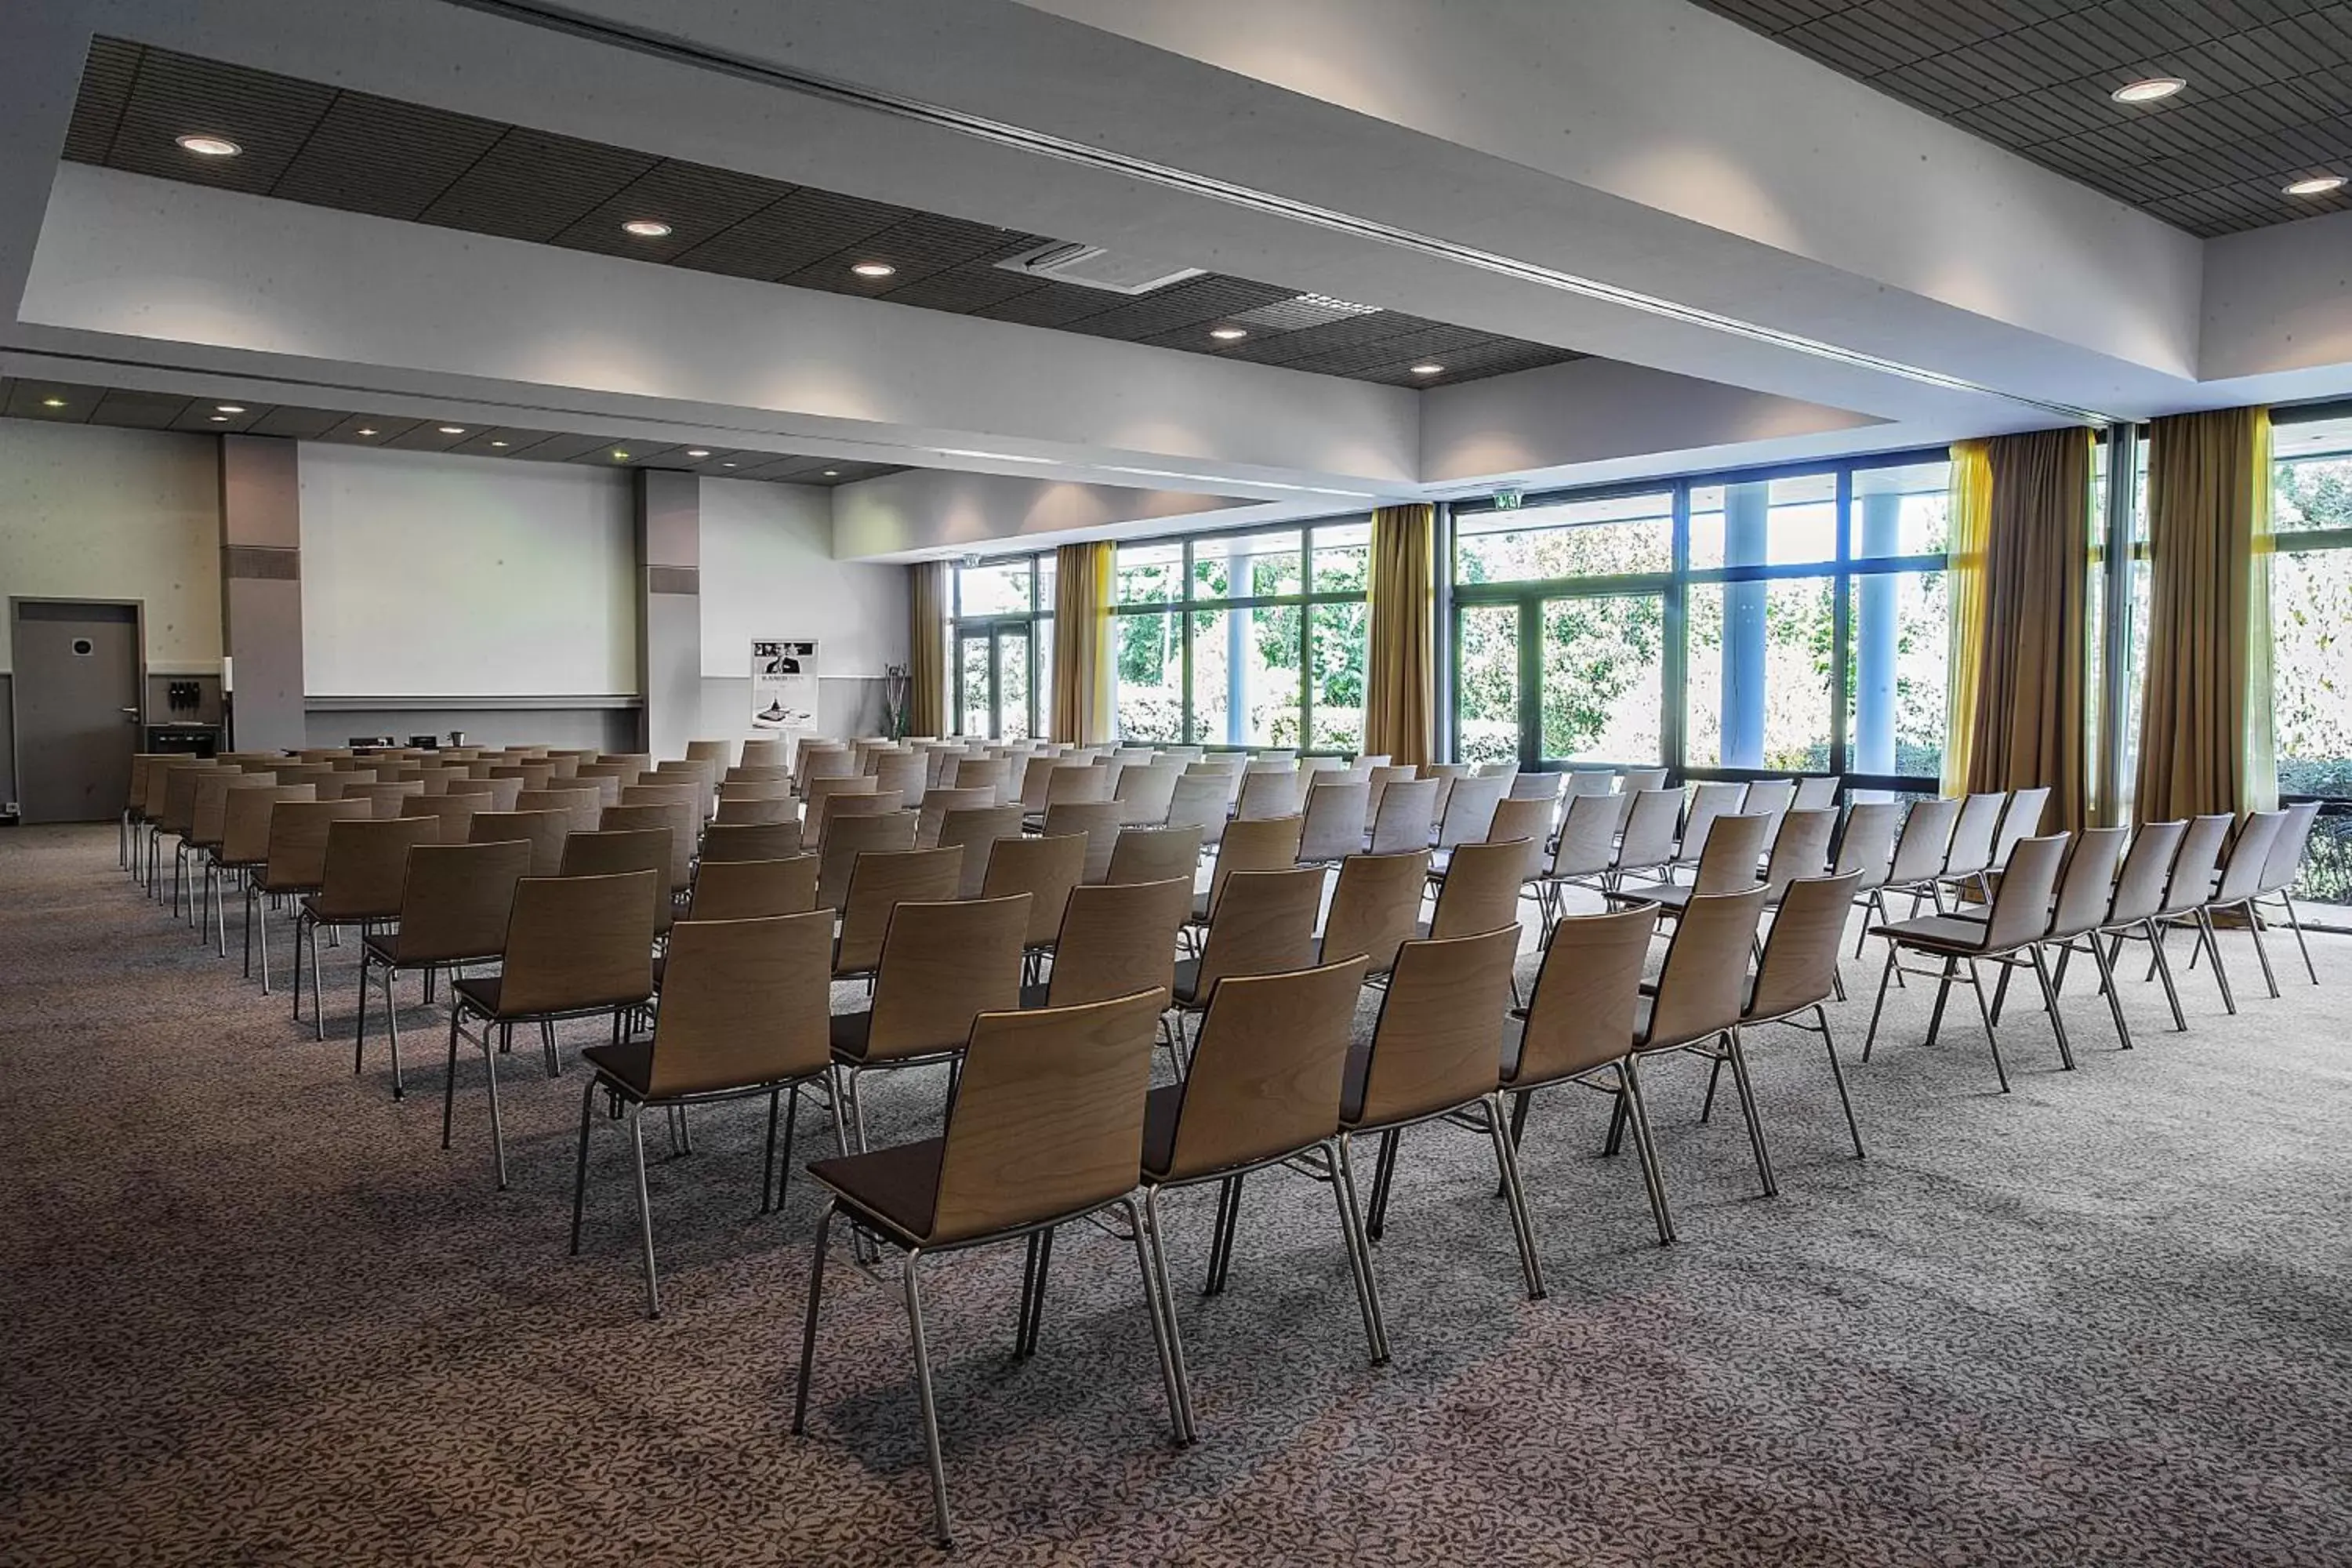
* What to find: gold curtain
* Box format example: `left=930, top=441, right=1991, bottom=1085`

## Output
left=908, top=560, right=949, bottom=739
left=1050, top=541, right=1116, bottom=745
left=1363, top=503, right=1436, bottom=767
left=1962, top=427, right=2093, bottom=832
left=2135, top=406, right=2277, bottom=822
left=1942, top=440, right=1994, bottom=795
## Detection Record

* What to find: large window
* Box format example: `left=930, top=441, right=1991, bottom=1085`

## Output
left=2271, top=412, right=2352, bottom=912
left=952, top=518, right=1371, bottom=752
left=1450, top=455, right=1950, bottom=784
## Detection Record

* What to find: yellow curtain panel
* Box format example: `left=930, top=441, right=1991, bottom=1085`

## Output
left=1050, top=541, right=1116, bottom=745
left=1363, top=503, right=1436, bottom=768
left=1942, top=440, right=1994, bottom=796
left=2135, top=406, right=2277, bottom=823
left=908, top=560, right=949, bottom=739
left=1962, top=426, right=2093, bottom=833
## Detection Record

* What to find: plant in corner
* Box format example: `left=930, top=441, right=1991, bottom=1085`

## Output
left=881, top=662, right=911, bottom=739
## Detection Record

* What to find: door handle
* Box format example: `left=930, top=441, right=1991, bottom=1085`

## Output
left=122, top=707, right=143, bottom=723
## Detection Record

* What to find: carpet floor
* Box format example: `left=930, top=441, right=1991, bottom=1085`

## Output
left=4, top=822, right=2350, bottom=1566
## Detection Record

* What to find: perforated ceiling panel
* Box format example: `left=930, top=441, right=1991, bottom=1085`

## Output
left=1690, top=0, right=2352, bottom=236
left=62, top=38, right=1585, bottom=387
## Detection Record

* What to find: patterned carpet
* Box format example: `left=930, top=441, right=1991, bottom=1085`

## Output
left=4, top=822, right=2350, bottom=1566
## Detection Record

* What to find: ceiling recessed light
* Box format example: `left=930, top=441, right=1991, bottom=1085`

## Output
left=612, top=451, right=630, bottom=460
left=176, top=133, right=241, bottom=157
left=437, top=426, right=465, bottom=435
left=41, top=397, right=65, bottom=408
left=851, top=260, right=897, bottom=278
left=1409, top=363, right=1445, bottom=376
left=2284, top=174, right=2346, bottom=197
left=490, top=440, right=510, bottom=448
left=355, top=427, right=378, bottom=436
left=2111, top=77, right=2186, bottom=104
left=208, top=415, right=230, bottom=423
left=686, top=448, right=711, bottom=458
left=621, top=219, right=673, bottom=238
left=215, top=404, right=245, bottom=414
left=1209, top=325, right=1248, bottom=341
left=822, top=469, right=840, bottom=477
left=722, top=462, right=738, bottom=468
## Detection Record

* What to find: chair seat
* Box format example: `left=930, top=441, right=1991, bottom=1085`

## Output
left=1171, top=956, right=1203, bottom=1007
left=303, top=893, right=398, bottom=925
left=1141, top=1081, right=1183, bottom=1179
left=581, top=1038, right=657, bottom=1095
left=453, top=975, right=504, bottom=1013
left=829, top=1011, right=873, bottom=1058
left=1018, top=978, right=1051, bottom=1009
left=1612, top=880, right=1690, bottom=910
left=1873, top=914, right=1998, bottom=953
left=808, top=1136, right=944, bottom=1242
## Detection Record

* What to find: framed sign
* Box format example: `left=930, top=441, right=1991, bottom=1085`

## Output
left=750, top=638, right=820, bottom=760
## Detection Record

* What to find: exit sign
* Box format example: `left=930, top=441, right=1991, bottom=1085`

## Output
left=1492, top=487, right=1525, bottom=510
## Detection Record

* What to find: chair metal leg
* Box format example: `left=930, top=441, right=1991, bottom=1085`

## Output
left=309, top=916, right=327, bottom=1039
left=2143, top=921, right=2187, bottom=1030
left=1926, top=953, right=1959, bottom=1046
left=1365, top=1128, right=1402, bottom=1242
left=1861, top=946, right=1897, bottom=1062
left=1817, top=1006, right=1865, bottom=1160
left=569, top=1076, right=598, bottom=1255
left=900, top=1251, right=955, bottom=1549
left=2196, top=908, right=2238, bottom=1014
left=541, top=1018, right=561, bottom=1079
left=2241, top=900, right=2281, bottom=999
left=1203, top=1174, right=1243, bottom=1295
left=630, top=1105, right=660, bottom=1318
left=1139, top=1188, right=1200, bottom=1441
left=1333, top=1133, right=1392, bottom=1361
left=1964, top=958, right=2010, bottom=1092
left=2088, top=937, right=2133, bottom=1051
left=483, top=1026, right=510, bottom=1191
left=791, top=1200, right=837, bottom=1439
left=2280, top=892, right=2319, bottom=985
left=1322, top=1138, right=1388, bottom=1367
left=1118, top=1197, right=1190, bottom=1448
left=1483, top=1094, right=1547, bottom=1301
left=1014, top=1227, right=1054, bottom=1356
left=1720, top=1029, right=1777, bottom=1198
left=1698, top=1053, right=1725, bottom=1123
left=256, top=894, right=272, bottom=995
left=354, top=951, right=372, bottom=1077
left=1988, top=958, right=2013, bottom=1027
left=1619, top=1055, right=1676, bottom=1245
left=2028, top=946, right=2074, bottom=1070
left=441, top=1007, right=463, bottom=1149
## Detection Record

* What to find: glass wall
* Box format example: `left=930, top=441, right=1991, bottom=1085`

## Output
left=2270, top=411, right=2352, bottom=913
left=950, top=518, right=1371, bottom=752
left=1450, top=453, right=1950, bottom=785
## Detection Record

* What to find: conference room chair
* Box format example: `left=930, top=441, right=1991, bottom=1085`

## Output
left=1499, top=902, right=1664, bottom=1242
left=1171, top=865, right=1323, bottom=1038
left=123, top=753, right=169, bottom=874
left=296, top=816, right=441, bottom=1036
left=1041, top=800, right=1126, bottom=885
left=599, top=802, right=695, bottom=906
left=1296, top=779, right=1371, bottom=865
left=1792, top=775, right=1842, bottom=811
left=1363, top=762, right=1419, bottom=826
left=401, top=792, right=483, bottom=840
left=802, top=775, right=880, bottom=846
left=1695, top=870, right=1871, bottom=1175
left=1024, top=877, right=1189, bottom=1012
left=160, top=763, right=238, bottom=917
left=1621, top=768, right=1671, bottom=795
left=2070, top=819, right=2189, bottom=1042
left=354, top=839, right=531, bottom=1097
left=795, top=988, right=1179, bottom=1549
left=1741, top=779, right=1798, bottom=847
left=714, top=795, right=795, bottom=826
left=1613, top=813, right=1771, bottom=917
left=1316, top=849, right=1428, bottom=982
left=1562, top=768, right=1617, bottom=798
left=795, top=745, right=856, bottom=799
left=1989, top=785, right=2053, bottom=875
left=832, top=845, right=966, bottom=982
left=1347, top=924, right=1545, bottom=1316
left=685, top=739, right=735, bottom=777
left=2112, top=812, right=2230, bottom=1009
left=449, top=776, right=528, bottom=810
left=1875, top=793, right=1963, bottom=930
left=443, top=869, right=661, bottom=1189
left=1508, top=770, right=1567, bottom=806
left=572, top=909, right=837, bottom=1317
left=685, top=855, right=820, bottom=921
left=1610, top=788, right=1684, bottom=889
left=1831, top=800, right=1903, bottom=947
left=2250, top=800, right=2324, bottom=985
left=490, top=761, right=558, bottom=792
left=1862, top=833, right=2072, bottom=1092
left=1136, top=956, right=1381, bottom=1442
left=1976, top=825, right=2122, bottom=1059
left=942, top=754, right=1010, bottom=804
left=931, top=804, right=1022, bottom=898
left=1934, top=791, right=2009, bottom=906
left=1531, top=790, right=1629, bottom=934
left=559, top=827, right=677, bottom=944
left=187, top=772, right=268, bottom=942
left=739, top=739, right=790, bottom=771
left=1670, top=781, right=1748, bottom=877
left=816, top=811, right=921, bottom=913
left=873, top=749, right=928, bottom=807
left=1014, top=756, right=1062, bottom=815
left=1104, top=824, right=1203, bottom=888
left=974, top=832, right=1086, bottom=975
left=1359, top=777, right=1434, bottom=855
left=913, top=786, right=994, bottom=848
left=252, top=799, right=372, bottom=995
left=2189, top=809, right=2290, bottom=1009
left=1421, top=834, right=1535, bottom=951
left=468, top=808, right=572, bottom=877
left=700, top=820, right=803, bottom=864
left=1233, top=767, right=1306, bottom=822
left=516, top=786, right=601, bottom=835
left=1185, top=813, right=1301, bottom=929
left=1436, top=795, right=1548, bottom=898
left=718, top=777, right=793, bottom=803
left=814, top=787, right=906, bottom=849
left=1430, top=772, right=1508, bottom=853
left=1113, top=762, right=1182, bottom=826
left=576, top=760, right=641, bottom=793
left=212, top=785, right=314, bottom=960
left=353, top=782, right=426, bottom=820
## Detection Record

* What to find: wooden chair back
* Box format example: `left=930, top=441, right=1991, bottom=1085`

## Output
left=1792, top=775, right=1842, bottom=811
left=1196, top=866, right=1324, bottom=999
left=1234, top=768, right=1304, bottom=822
left=1483, top=797, right=1553, bottom=881
left=916, top=786, right=996, bottom=848
left=1042, top=800, right=1126, bottom=884
left=870, top=749, right=926, bottom=807
left=855, top=894, right=1031, bottom=1064
left=557, top=826, right=676, bottom=931
left=1105, top=824, right=1203, bottom=888
left=599, top=802, right=695, bottom=892
left=1433, top=773, right=1508, bottom=850
left=260, top=799, right=371, bottom=892
left=496, top=870, right=659, bottom=1015
left=1367, top=778, right=1439, bottom=854
left=1511, top=903, right=1657, bottom=1084
left=387, top=839, right=532, bottom=963
left=2259, top=800, right=2321, bottom=897
left=808, top=779, right=892, bottom=845
left=1154, top=956, right=1368, bottom=1182
left=162, top=764, right=238, bottom=837
left=1887, top=795, right=1962, bottom=882
left=701, top=820, right=804, bottom=864
left=924, top=989, right=1165, bottom=1244
left=354, top=780, right=425, bottom=820
left=688, top=855, right=819, bottom=920
left=2049, top=826, right=2129, bottom=939
left=399, top=793, right=482, bottom=840
left=714, top=794, right=795, bottom=826
left=1761, top=807, right=1837, bottom=894
left=1045, top=877, right=1190, bottom=1007
left=1112, top=762, right=1182, bottom=826
left=1747, top=872, right=1863, bottom=1021
left=935, top=804, right=1025, bottom=898
left=1346, top=924, right=1519, bottom=1127
left=447, top=776, right=526, bottom=811
left=1943, top=792, right=2007, bottom=878
left=1686, top=812, right=1769, bottom=895
left=1621, top=767, right=1669, bottom=794
left=1833, top=800, right=1903, bottom=889
left=1643, top=886, right=1769, bottom=1050
left=1741, top=778, right=1798, bottom=844
left=1613, top=787, right=1683, bottom=872
left=312, top=815, right=440, bottom=920
left=836, top=844, right=966, bottom=974
left=466, top=809, right=571, bottom=877
left=1202, top=814, right=1303, bottom=917
left=1993, top=786, right=2052, bottom=869
left=190, top=771, right=268, bottom=848
left=818, top=811, right=920, bottom=912
left=647, top=912, right=833, bottom=1094
left=1298, top=780, right=1372, bottom=862
left=1548, top=790, right=1628, bottom=877
left=978, top=832, right=1086, bottom=945
left=739, top=738, right=790, bottom=771
left=1320, top=849, right=1429, bottom=976
left=490, top=761, right=558, bottom=791
left=946, top=754, right=1011, bottom=804
left=1164, top=771, right=1231, bottom=848
left=1429, top=838, right=1531, bottom=938
left=1675, top=781, right=1748, bottom=863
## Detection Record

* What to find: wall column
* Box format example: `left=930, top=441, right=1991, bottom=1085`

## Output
left=1719, top=482, right=1769, bottom=768
left=636, top=470, right=702, bottom=760
left=218, top=435, right=307, bottom=752
left=1853, top=490, right=1902, bottom=775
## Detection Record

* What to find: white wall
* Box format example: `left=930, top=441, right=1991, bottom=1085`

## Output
left=0, top=419, right=220, bottom=675
left=695, top=476, right=909, bottom=742
left=298, top=444, right=637, bottom=696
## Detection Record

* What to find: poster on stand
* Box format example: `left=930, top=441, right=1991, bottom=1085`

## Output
left=750, top=639, right=820, bottom=764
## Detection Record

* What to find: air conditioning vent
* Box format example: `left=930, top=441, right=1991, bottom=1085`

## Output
left=994, top=240, right=1205, bottom=295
